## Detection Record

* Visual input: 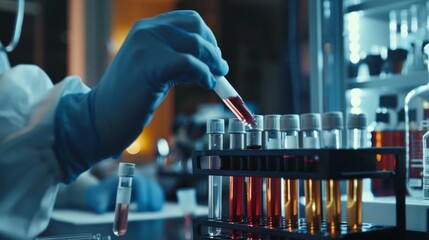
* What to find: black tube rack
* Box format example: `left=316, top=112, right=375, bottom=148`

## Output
left=191, top=147, right=406, bottom=240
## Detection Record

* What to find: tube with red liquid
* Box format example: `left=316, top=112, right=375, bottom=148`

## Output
left=214, top=76, right=256, bottom=128
left=113, top=162, right=135, bottom=237
left=246, top=115, right=263, bottom=240
left=228, top=118, right=246, bottom=239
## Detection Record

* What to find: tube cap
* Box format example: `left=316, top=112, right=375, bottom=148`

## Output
left=322, top=111, right=344, bottom=130
left=118, top=162, right=135, bottom=177
left=347, top=113, right=367, bottom=129
left=228, top=118, right=245, bottom=133
left=264, top=114, right=280, bottom=130
left=280, top=114, right=300, bottom=131
left=300, top=113, right=321, bottom=131
left=206, top=119, right=225, bottom=134
left=247, top=115, right=263, bottom=131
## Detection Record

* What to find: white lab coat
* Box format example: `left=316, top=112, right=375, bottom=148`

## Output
left=0, top=65, right=90, bottom=239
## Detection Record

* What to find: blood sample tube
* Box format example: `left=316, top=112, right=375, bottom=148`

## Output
left=263, top=115, right=282, bottom=228
left=246, top=115, right=263, bottom=240
left=346, top=113, right=367, bottom=230
left=113, top=162, right=135, bottom=236
left=301, top=113, right=322, bottom=232
left=322, top=112, right=343, bottom=232
left=228, top=118, right=245, bottom=239
left=280, top=114, right=300, bottom=230
left=206, top=119, right=224, bottom=236
left=214, top=76, right=256, bottom=128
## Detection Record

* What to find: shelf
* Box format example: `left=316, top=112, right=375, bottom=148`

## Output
left=344, top=0, right=425, bottom=15
left=347, top=71, right=428, bottom=91
left=192, top=148, right=404, bottom=179
left=193, top=218, right=398, bottom=240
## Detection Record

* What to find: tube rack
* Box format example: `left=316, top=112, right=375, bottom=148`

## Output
left=191, top=147, right=405, bottom=240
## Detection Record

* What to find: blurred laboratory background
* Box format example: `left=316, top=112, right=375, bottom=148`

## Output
left=2, top=0, right=429, bottom=238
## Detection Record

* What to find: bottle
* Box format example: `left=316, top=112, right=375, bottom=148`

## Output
left=228, top=118, right=245, bottom=239
left=214, top=76, right=255, bottom=128
left=422, top=131, right=429, bottom=199
left=346, top=113, right=367, bottom=230
left=405, top=44, right=429, bottom=197
left=206, top=119, right=224, bottom=236
left=371, top=112, right=396, bottom=196
left=263, top=114, right=282, bottom=228
left=113, top=162, right=135, bottom=236
left=280, top=114, right=300, bottom=230
left=300, top=113, right=322, bottom=232
left=394, top=108, right=406, bottom=147
left=246, top=115, right=263, bottom=240
left=322, top=112, right=343, bottom=233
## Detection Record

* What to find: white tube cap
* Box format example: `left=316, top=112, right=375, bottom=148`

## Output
left=207, top=119, right=225, bottom=134
left=264, top=114, right=280, bottom=130
left=228, top=118, right=245, bottom=133
left=300, top=113, right=321, bottom=131
left=118, top=162, right=135, bottom=177
left=280, top=114, right=300, bottom=131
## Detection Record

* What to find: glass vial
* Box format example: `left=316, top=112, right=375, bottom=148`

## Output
left=228, top=118, right=245, bottom=239
left=214, top=76, right=256, bottom=128
left=263, top=114, right=282, bottom=228
left=405, top=44, right=429, bottom=197
left=300, top=113, right=322, bottom=232
left=422, top=131, right=429, bottom=199
left=280, top=114, right=300, bottom=230
left=206, top=119, right=224, bottom=236
left=246, top=115, right=263, bottom=240
left=322, top=112, right=343, bottom=232
left=113, top=162, right=135, bottom=236
left=346, top=113, right=367, bottom=230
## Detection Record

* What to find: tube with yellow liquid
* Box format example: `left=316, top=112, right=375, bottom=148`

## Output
left=346, top=113, right=368, bottom=230
left=322, top=112, right=343, bottom=232
left=300, top=113, right=322, bottom=232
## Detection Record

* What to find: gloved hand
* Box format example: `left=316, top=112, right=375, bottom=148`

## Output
left=53, top=10, right=229, bottom=183
left=85, top=174, right=165, bottom=214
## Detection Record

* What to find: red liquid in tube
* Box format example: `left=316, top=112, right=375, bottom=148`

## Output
left=246, top=145, right=262, bottom=240
left=223, top=96, right=255, bottom=128
left=113, top=203, right=129, bottom=236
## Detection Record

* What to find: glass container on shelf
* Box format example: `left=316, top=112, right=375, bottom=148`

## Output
left=405, top=44, right=429, bottom=198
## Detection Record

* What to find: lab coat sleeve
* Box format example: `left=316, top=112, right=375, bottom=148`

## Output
left=0, top=65, right=90, bottom=239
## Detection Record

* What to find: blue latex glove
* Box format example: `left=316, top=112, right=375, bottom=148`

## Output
left=53, top=10, right=228, bottom=183
left=85, top=175, right=165, bottom=214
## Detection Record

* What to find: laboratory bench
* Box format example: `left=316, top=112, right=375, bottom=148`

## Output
left=38, top=203, right=208, bottom=240
left=40, top=217, right=190, bottom=240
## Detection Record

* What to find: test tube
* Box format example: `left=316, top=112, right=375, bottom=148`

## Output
left=301, top=113, right=322, bottom=232
left=263, top=115, right=282, bottom=228
left=214, top=76, right=256, bottom=128
left=113, top=162, right=135, bottom=237
left=322, top=112, right=343, bottom=232
left=246, top=115, right=263, bottom=240
left=280, top=114, right=300, bottom=230
left=228, top=118, right=245, bottom=239
left=346, top=113, right=367, bottom=230
left=207, top=119, right=224, bottom=236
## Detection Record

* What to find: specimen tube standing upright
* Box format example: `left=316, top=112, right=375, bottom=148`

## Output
left=246, top=115, right=263, bottom=240
left=322, top=112, right=344, bottom=232
left=228, top=118, right=246, bottom=239
left=346, top=113, right=368, bottom=230
left=263, top=115, right=282, bottom=227
left=301, top=113, right=322, bottom=232
left=207, top=119, right=224, bottom=236
left=280, top=114, right=300, bottom=230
